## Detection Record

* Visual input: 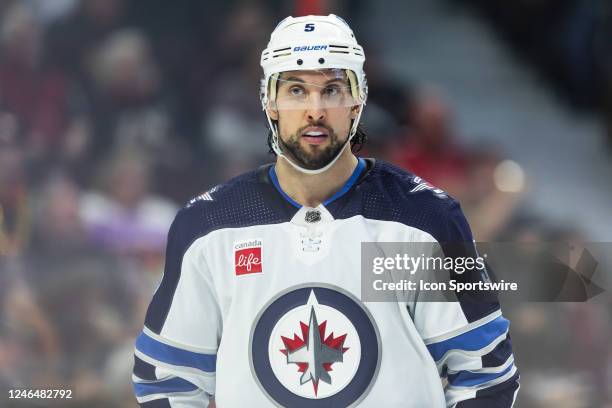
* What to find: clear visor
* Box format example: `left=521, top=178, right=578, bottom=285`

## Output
left=268, top=69, right=361, bottom=111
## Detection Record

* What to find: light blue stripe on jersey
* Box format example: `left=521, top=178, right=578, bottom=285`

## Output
left=133, top=376, right=198, bottom=397
left=136, top=331, right=216, bottom=373
left=269, top=158, right=366, bottom=208
left=447, top=363, right=514, bottom=387
left=427, top=316, right=510, bottom=362
left=323, top=157, right=366, bottom=205
left=268, top=165, right=301, bottom=208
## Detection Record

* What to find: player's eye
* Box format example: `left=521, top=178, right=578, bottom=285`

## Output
left=288, top=86, right=305, bottom=97
left=323, top=84, right=342, bottom=97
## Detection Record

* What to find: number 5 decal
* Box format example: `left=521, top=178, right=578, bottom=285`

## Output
left=304, top=23, right=315, bottom=32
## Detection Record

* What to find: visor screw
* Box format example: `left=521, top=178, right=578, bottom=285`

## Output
left=318, top=58, right=325, bottom=64
left=297, top=59, right=303, bottom=65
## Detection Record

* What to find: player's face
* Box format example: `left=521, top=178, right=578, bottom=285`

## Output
left=268, top=69, right=360, bottom=170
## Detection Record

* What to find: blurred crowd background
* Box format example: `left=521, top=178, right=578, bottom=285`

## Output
left=0, top=0, right=610, bottom=407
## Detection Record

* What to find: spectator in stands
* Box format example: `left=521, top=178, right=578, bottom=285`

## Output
left=0, top=144, right=31, bottom=257
left=460, top=150, right=525, bottom=240
left=0, top=3, right=69, bottom=158
left=79, top=149, right=177, bottom=255
left=87, top=29, right=176, bottom=155
left=83, top=29, right=196, bottom=199
left=45, top=0, right=127, bottom=77
left=201, top=5, right=271, bottom=180
left=26, top=171, right=142, bottom=403
left=389, top=89, right=469, bottom=199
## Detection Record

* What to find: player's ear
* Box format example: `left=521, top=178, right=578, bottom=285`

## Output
left=267, top=105, right=279, bottom=121
left=350, top=105, right=361, bottom=120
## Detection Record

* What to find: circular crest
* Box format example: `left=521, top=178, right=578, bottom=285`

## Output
left=250, top=284, right=381, bottom=407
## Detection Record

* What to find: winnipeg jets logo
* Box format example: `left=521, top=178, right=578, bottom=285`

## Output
left=280, top=305, right=348, bottom=396
left=409, top=176, right=446, bottom=198
left=250, top=285, right=381, bottom=406
left=186, top=185, right=219, bottom=206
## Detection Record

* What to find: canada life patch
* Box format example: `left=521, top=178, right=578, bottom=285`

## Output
left=234, top=239, right=263, bottom=275
left=250, top=284, right=381, bottom=407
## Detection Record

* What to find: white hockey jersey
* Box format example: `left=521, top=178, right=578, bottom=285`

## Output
left=133, top=159, right=519, bottom=407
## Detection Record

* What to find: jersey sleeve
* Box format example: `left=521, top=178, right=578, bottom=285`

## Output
left=132, top=208, right=221, bottom=407
left=411, top=202, right=519, bottom=408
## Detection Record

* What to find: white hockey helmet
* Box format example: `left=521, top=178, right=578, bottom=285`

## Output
left=260, top=14, right=367, bottom=174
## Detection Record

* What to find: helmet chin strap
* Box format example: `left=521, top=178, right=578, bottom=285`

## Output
left=266, top=106, right=364, bottom=176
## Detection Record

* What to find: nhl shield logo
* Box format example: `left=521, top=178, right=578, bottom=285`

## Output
left=250, top=284, right=381, bottom=407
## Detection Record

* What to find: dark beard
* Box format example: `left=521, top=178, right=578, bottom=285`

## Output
left=279, top=128, right=346, bottom=170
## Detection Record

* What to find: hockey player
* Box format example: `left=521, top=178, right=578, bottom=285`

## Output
left=132, top=15, right=519, bottom=407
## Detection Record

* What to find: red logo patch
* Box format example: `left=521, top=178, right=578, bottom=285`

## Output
left=235, top=246, right=262, bottom=275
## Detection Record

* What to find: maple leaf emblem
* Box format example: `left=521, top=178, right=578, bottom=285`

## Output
left=280, top=306, right=349, bottom=396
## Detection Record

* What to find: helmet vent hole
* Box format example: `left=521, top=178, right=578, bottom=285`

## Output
left=318, top=58, right=325, bottom=64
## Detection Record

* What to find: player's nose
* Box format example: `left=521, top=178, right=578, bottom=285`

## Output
left=307, top=111, right=325, bottom=122
left=306, top=104, right=325, bottom=121
left=305, top=94, right=325, bottom=121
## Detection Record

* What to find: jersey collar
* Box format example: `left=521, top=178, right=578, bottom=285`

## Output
left=268, top=158, right=367, bottom=209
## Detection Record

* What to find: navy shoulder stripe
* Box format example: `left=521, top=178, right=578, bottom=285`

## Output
left=133, top=355, right=158, bottom=381
left=455, top=373, right=519, bottom=408
left=140, top=399, right=172, bottom=408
